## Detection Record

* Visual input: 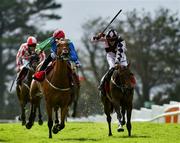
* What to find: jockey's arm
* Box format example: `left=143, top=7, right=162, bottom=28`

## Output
left=68, top=42, right=79, bottom=62
left=91, top=33, right=106, bottom=42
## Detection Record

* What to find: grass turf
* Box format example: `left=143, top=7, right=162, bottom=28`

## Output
left=0, top=122, right=180, bottom=143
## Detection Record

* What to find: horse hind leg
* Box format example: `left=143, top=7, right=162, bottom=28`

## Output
left=71, top=94, right=78, bottom=118
left=56, top=106, right=68, bottom=132
left=114, top=103, right=124, bottom=132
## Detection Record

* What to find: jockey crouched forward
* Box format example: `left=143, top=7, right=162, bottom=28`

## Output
left=92, top=29, right=128, bottom=94
left=16, top=36, right=46, bottom=85
left=33, top=29, right=81, bottom=87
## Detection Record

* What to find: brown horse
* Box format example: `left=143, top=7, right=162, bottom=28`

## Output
left=101, top=64, right=136, bottom=136
left=26, top=39, right=75, bottom=138
left=16, top=56, right=43, bottom=126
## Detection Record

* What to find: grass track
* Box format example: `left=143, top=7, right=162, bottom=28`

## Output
left=0, top=122, right=180, bottom=143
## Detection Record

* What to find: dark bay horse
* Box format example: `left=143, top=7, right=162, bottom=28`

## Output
left=16, top=56, right=43, bottom=125
left=101, top=64, right=136, bottom=136
left=26, top=39, right=75, bottom=138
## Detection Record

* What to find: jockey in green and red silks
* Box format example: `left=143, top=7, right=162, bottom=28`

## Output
left=33, top=29, right=81, bottom=81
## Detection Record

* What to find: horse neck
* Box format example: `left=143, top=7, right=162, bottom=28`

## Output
left=26, top=69, right=34, bottom=86
left=52, top=59, right=69, bottom=86
left=113, top=70, right=121, bottom=84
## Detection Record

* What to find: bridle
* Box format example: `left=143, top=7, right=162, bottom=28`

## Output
left=111, top=68, right=133, bottom=94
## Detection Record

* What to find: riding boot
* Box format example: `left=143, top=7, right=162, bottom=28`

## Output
left=98, top=67, right=115, bottom=91
left=70, top=73, right=74, bottom=87
left=39, top=55, right=53, bottom=71
left=16, top=67, right=29, bottom=85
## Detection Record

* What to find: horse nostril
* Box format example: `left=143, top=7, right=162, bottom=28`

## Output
left=63, top=49, right=68, bottom=54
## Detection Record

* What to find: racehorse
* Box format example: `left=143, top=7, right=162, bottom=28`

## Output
left=26, top=39, right=75, bottom=138
left=16, top=55, right=43, bottom=126
left=101, top=64, right=136, bottom=136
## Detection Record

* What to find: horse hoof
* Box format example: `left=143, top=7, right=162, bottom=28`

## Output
left=57, top=124, right=65, bottom=131
left=117, top=128, right=124, bottom=132
left=26, top=122, right=33, bottom=129
left=22, top=121, right=26, bottom=126
left=52, top=126, right=59, bottom=134
left=38, top=120, right=43, bottom=125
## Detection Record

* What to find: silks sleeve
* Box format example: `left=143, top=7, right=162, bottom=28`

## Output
left=68, top=41, right=79, bottom=62
left=35, top=37, right=53, bottom=53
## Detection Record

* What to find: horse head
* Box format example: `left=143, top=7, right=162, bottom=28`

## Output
left=113, top=63, right=136, bottom=90
left=56, top=39, right=70, bottom=61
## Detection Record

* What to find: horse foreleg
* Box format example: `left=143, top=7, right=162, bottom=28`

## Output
left=58, top=106, right=68, bottom=131
left=26, top=103, right=35, bottom=129
left=106, top=113, right=112, bottom=136
left=38, top=103, right=43, bottom=125
left=54, top=108, right=59, bottom=124
left=121, top=105, right=126, bottom=125
left=52, top=108, right=60, bottom=134
left=20, top=103, right=26, bottom=125
left=46, top=104, right=53, bottom=138
left=126, top=106, right=132, bottom=136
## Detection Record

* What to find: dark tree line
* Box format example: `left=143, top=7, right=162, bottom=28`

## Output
left=78, top=8, right=180, bottom=113
left=0, top=0, right=62, bottom=119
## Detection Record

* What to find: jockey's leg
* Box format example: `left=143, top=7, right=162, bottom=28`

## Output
left=98, top=67, right=115, bottom=91
left=39, top=55, right=53, bottom=71
left=99, top=52, right=115, bottom=91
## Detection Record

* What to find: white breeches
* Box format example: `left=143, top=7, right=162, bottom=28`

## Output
left=106, top=52, right=116, bottom=69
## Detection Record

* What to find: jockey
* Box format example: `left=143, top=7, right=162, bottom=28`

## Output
left=33, top=29, right=81, bottom=82
left=16, top=36, right=46, bottom=85
left=92, top=29, right=128, bottom=91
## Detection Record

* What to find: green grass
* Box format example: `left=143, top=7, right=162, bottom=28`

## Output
left=0, top=122, right=180, bottom=143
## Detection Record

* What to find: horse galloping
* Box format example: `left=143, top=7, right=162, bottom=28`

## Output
left=16, top=55, right=43, bottom=125
left=26, top=39, right=75, bottom=138
left=101, top=64, right=136, bottom=136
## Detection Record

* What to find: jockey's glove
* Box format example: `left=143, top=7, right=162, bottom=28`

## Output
left=93, top=33, right=105, bottom=40
left=75, top=61, right=82, bottom=68
left=50, top=52, right=56, bottom=59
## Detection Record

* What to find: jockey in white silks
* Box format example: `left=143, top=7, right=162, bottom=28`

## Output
left=92, top=29, right=128, bottom=91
